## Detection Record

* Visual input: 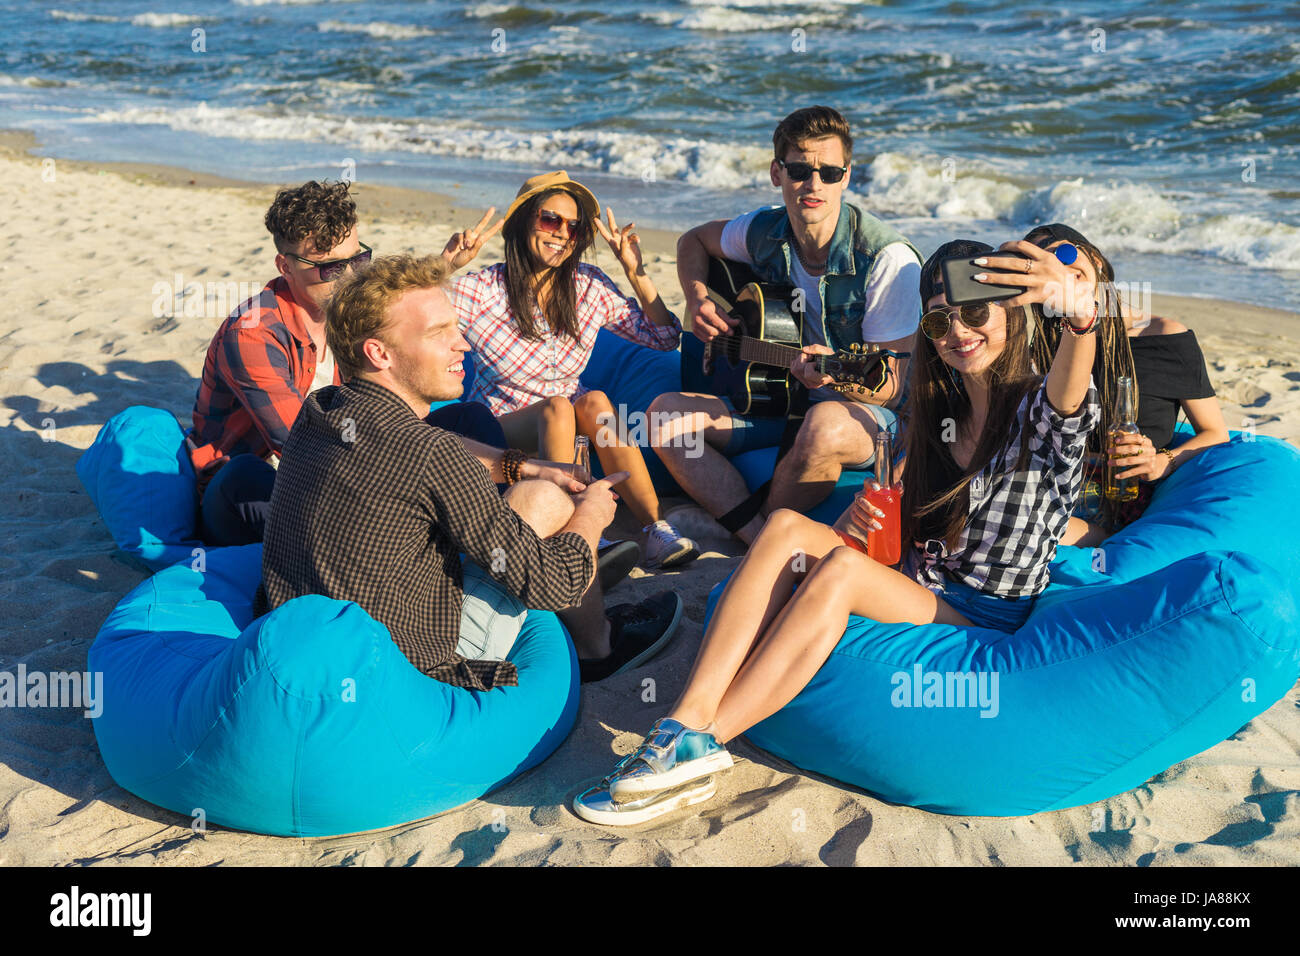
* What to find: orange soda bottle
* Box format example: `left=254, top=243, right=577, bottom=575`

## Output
left=866, top=431, right=902, bottom=565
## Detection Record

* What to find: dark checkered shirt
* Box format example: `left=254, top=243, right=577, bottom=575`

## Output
left=907, top=379, right=1100, bottom=599
left=259, top=377, right=594, bottom=690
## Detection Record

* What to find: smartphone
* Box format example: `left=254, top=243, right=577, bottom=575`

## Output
left=941, top=250, right=1031, bottom=305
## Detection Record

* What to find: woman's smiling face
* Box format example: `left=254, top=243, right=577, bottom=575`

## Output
left=927, top=291, right=1008, bottom=376
left=528, top=190, right=580, bottom=270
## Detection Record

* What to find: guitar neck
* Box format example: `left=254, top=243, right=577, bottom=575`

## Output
left=736, top=337, right=806, bottom=370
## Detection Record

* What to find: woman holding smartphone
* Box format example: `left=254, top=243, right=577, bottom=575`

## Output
left=572, top=238, right=1100, bottom=825
left=1024, top=223, right=1228, bottom=544
left=446, top=171, right=699, bottom=570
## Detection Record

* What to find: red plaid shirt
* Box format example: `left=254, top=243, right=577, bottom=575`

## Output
left=190, top=276, right=339, bottom=481
left=449, top=262, right=681, bottom=415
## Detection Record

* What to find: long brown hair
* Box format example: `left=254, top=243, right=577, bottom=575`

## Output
left=1024, top=225, right=1136, bottom=530
left=501, top=188, right=595, bottom=341
left=901, top=240, right=1041, bottom=551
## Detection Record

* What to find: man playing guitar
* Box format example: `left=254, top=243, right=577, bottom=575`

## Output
left=649, top=106, right=922, bottom=544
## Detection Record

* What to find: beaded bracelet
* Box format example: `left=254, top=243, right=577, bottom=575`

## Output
left=1061, top=308, right=1098, bottom=336
left=501, top=448, right=528, bottom=486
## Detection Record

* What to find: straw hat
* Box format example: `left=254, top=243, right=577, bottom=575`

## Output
left=503, top=170, right=600, bottom=225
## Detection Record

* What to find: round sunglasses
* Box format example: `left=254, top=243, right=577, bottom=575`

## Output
left=777, top=159, right=848, bottom=185
left=921, top=303, right=990, bottom=341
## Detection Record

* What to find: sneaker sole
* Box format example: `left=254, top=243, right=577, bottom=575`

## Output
left=609, top=749, right=734, bottom=803
left=572, top=776, right=717, bottom=827
left=646, top=543, right=700, bottom=571
left=607, top=592, right=683, bottom=678
left=597, top=540, right=641, bottom=591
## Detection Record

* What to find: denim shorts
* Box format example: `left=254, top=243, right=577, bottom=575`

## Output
left=935, top=576, right=1036, bottom=633
left=456, top=560, right=527, bottom=662
left=721, top=397, right=902, bottom=471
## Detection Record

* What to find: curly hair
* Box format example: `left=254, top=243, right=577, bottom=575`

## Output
left=325, top=254, right=451, bottom=382
left=773, top=106, right=853, bottom=164
left=265, top=180, right=357, bottom=254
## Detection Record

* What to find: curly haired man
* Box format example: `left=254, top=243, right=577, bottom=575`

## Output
left=188, top=180, right=503, bottom=545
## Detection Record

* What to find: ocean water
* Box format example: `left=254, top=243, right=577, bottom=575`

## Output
left=2, top=0, right=1298, bottom=308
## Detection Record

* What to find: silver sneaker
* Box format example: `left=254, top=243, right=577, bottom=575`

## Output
left=606, top=717, right=733, bottom=802
left=572, top=775, right=717, bottom=827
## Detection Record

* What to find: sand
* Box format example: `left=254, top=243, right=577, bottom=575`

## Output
left=1, top=129, right=1297, bottom=866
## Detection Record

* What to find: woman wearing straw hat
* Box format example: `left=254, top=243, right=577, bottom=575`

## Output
left=444, top=171, right=699, bottom=571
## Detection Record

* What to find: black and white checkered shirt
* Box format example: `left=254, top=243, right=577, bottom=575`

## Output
left=259, top=377, right=594, bottom=690
left=907, top=379, right=1099, bottom=599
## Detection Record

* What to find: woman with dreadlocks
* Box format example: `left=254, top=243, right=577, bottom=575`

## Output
left=572, top=238, right=1100, bottom=825
left=1024, top=224, right=1229, bottom=545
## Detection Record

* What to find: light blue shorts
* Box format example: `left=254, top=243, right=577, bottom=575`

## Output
left=456, top=560, right=527, bottom=662
left=936, top=577, right=1036, bottom=633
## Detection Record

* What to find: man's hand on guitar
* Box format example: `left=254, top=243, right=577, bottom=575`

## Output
left=687, top=293, right=740, bottom=343
left=791, top=344, right=835, bottom=389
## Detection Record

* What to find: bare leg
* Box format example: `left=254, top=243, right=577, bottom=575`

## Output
left=691, top=546, right=972, bottom=742
left=575, top=390, right=660, bottom=527
left=669, top=509, right=845, bottom=728
left=498, top=396, right=576, bottom=462
left=1062, top=516, right=1106, bottom=548
left=767, top=399, right=880, bottom=514
left=504, top=478, right=612, bottom=658
left=649, top=391, right=766, bottom=544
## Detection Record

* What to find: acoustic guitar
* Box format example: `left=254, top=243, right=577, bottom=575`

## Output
left=682, top=256, right=906, bottom=418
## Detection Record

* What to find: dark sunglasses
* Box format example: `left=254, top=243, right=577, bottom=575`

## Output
left=286, top=241, right=372, bottom=281
left=777, top=159, right=849, bottom=185
left=921, top=303, right=990, bottom=340
left=536, top=209, right=582, bottom=234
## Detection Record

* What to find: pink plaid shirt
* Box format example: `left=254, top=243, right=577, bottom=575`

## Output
left=450, top=262, right=681, bottom=415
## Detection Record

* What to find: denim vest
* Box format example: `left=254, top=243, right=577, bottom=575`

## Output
left=743, top=201, right=921, bottom=355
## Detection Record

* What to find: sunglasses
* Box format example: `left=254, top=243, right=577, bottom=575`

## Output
left=777, top=159, right=849, bottom=185
left=286, top=241, right=373, bottom=282
left=536, top=209, right=582, bottom=235
left=921, top=303, right=991, bottom=340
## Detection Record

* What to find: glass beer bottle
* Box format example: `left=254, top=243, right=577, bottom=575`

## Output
left=1104, top=376, right=1140, bottom=502
left=572, top=434, right=591, bottom=482
left=866, top=431, right=902, bottom=566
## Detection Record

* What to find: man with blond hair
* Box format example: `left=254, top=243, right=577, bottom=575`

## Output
left=260, top=255, right=681, bottom=688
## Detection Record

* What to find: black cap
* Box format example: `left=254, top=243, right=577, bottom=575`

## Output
left=1023, top=222, right=1091, bottom=249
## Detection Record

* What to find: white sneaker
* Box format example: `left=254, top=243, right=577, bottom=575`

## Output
left=642, top=519, right=700, bottom=570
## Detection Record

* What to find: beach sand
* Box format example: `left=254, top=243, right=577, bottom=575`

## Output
left=1, top=129, right=1297, bottom=866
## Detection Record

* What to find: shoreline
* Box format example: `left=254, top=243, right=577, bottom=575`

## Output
left=6, top=125, right=1299, bottom=331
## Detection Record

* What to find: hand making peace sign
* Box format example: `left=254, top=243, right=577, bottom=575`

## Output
left=593, top=205, right=644, bottom=277
left=441, top=206, right=504, bottom=271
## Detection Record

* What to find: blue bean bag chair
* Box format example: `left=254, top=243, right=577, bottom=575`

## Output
left=703, top=434, right=1300, bottom=816
left=76, top=405, right=203, bottom=573
left=89, top=544, right=580, bottom=837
